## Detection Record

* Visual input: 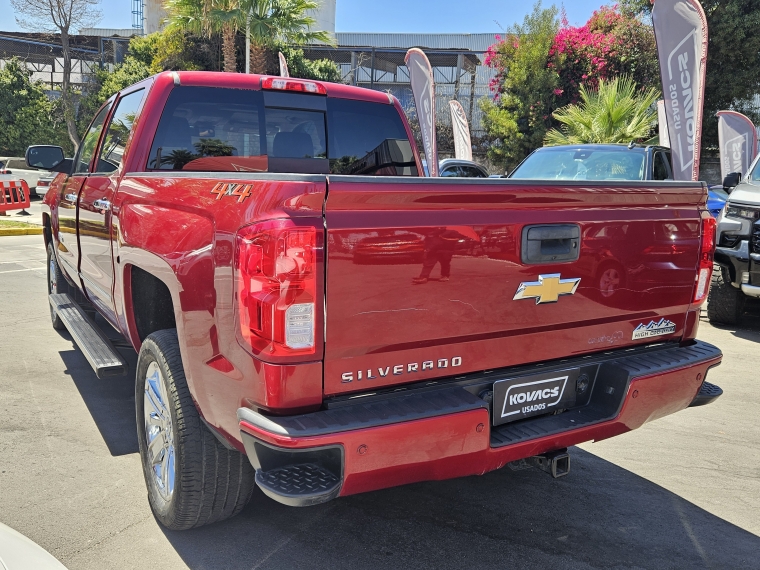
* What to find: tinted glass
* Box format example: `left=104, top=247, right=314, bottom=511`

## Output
left=265, top=107, right=326, bottom=158
left=149, top=87, right=264, bottom=171
left=7, top=158, right=34, bottom=170
left=96, top=89, right=144, bottom=174
left=462, top=165, right=487, bottom=178
left=441, top=166, right=461, bottom=177
left=75, top=103, right=112, bottom=174
left=511, top=148, right=646, bottom=181
left=148, top=88, right=417, bottom=175
left=327, top=99, right=417, bottom=176
left=653, top=151, right=670, bottom=180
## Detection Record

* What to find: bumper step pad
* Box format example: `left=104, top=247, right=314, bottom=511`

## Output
left=689, top=381, right=723, bottom=407
left=255, top=463, right=341, bottom=507
left=48, top=293, right=127, bottom=378
left=492, top=341, right=722, bottom=447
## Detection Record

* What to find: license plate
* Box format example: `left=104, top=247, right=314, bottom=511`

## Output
left=492, top=368, right=579, bottom=426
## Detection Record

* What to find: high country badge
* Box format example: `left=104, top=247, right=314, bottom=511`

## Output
left=632, top=318, right=676, bottom=340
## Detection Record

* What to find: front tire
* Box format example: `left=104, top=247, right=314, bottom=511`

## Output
left=136, top=329, right=256, bottom=530
left=707, top=267, right=745, bottom=325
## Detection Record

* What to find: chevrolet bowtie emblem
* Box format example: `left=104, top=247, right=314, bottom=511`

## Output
left=513, top=274, right=581, bottom=304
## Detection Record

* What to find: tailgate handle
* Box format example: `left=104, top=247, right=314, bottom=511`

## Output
left=521, top=224, right=580, bottom=264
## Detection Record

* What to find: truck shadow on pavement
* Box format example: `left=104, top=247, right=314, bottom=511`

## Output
left=159, top=450, right=760, bottom=570
left=57, top=327, right=139, bottom=457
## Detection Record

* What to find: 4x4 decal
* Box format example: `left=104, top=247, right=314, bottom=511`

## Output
left=211, top=182, right=253, bottom=203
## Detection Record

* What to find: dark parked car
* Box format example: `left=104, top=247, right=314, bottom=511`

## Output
left=422, top=158, right=489, bottom=178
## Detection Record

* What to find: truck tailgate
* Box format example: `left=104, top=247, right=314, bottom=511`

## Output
left=323, top=177, right=706, bottom=396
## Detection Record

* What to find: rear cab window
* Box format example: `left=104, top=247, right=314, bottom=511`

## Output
left=147, top=86, right=417, bottom=176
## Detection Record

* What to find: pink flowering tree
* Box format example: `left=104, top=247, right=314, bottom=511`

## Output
left=551, top=6, right=658, bottom=108
left=482, top=2, right=659, bottom=171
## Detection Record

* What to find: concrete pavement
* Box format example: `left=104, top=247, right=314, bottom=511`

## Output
left=0, top=234, right=758, bottom=569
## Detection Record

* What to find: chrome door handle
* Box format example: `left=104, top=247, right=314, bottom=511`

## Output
left=93, top=199, right=111, bottom=211
left=65, top=193, right=77, bottom=203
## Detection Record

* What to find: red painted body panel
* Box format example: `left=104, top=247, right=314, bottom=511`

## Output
left=240, top=357, right=720, bottom=496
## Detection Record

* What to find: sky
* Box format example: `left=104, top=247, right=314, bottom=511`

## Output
left=0, top=0, right=607, bottom=34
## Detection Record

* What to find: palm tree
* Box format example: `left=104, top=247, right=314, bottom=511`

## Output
left=165, top=0, right=246, bottom=73
left=544, top=76, right=661, bottom=146
left=164, top=0, right=331, bottom=75
left=246, top=0, right=332, bottom=74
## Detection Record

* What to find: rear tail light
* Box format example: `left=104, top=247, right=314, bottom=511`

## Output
left=693, top=214, right=716, bottom=304
left=37, top=180, right=49, bottom=187
left=261, top=76, right=327, bottom=95
left=236, top=219, right=319, bottom=358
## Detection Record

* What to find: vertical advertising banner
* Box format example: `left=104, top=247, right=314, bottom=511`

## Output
left=716, top=111, right=758, bottom=179
left=449, top=100, right=473, bottom=161
left=278, top=52, right=290, bottom=78
left=405, top=48, right=438, bottom=176
left=652, top=0, right=708, bottom=181
left=657, top=100, right=670, bottom=148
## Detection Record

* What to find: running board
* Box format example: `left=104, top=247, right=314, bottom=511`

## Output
left=48, top=293, right=128, bottom=378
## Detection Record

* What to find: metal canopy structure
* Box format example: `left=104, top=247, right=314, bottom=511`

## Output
left=302, top=44, right=494, bottom=136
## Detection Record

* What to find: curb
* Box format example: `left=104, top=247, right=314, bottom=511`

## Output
left=0, top=228, right=44, bottom=236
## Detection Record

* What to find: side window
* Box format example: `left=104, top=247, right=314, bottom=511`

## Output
left=95, top=89, right=145, bottom=174
left=7, top=159, right=34, bottom=170
left=653, top=152, right=670, bottom=180
left=463, top=166, right=486, bottom=178
left=441, top=166, right=462, bottom=177
left=75, top=103, right=112, bottom=175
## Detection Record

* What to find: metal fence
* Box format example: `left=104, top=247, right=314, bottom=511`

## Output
left=0, top=34, right=131, bottom=91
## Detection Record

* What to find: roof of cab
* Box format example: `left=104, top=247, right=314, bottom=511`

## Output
left=163, top=71, right=394, bottom=105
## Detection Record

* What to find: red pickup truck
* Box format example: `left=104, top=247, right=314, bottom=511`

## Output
left=28, top=71, right=723, bottom=530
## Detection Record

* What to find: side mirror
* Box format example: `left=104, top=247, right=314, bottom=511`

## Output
left=25, top=145, right=67, bottom=172
left=723, top=171, right=742, bottom=192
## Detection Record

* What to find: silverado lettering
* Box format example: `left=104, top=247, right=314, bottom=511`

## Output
left=341, top=356, right=462, bottom=383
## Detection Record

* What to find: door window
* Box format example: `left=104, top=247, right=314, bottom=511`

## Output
left=653, top=152, right=671, bottom=180
left=441, top=166, right=462, bottom=177
left=6, top=158, right=35, bottom=170
left=461, top=165, right=487, bottom=178
left=75, top=103, right=113, bottom=175
left=95, top=89, right=145, bottom=174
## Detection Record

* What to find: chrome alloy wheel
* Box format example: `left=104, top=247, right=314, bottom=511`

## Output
left=144, top=361, right=175, bottom=501
left=49, top=256, right=57, bottom=293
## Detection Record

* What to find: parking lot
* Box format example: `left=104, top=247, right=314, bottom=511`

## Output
left=1, top=233, right=759, bottom=570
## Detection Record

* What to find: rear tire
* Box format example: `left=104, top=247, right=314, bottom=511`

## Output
left=47, top=241, right=70, bottom=331
left=707, top=267, right=745, bottom=325
left=136, top=329, right=256, bottom=530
